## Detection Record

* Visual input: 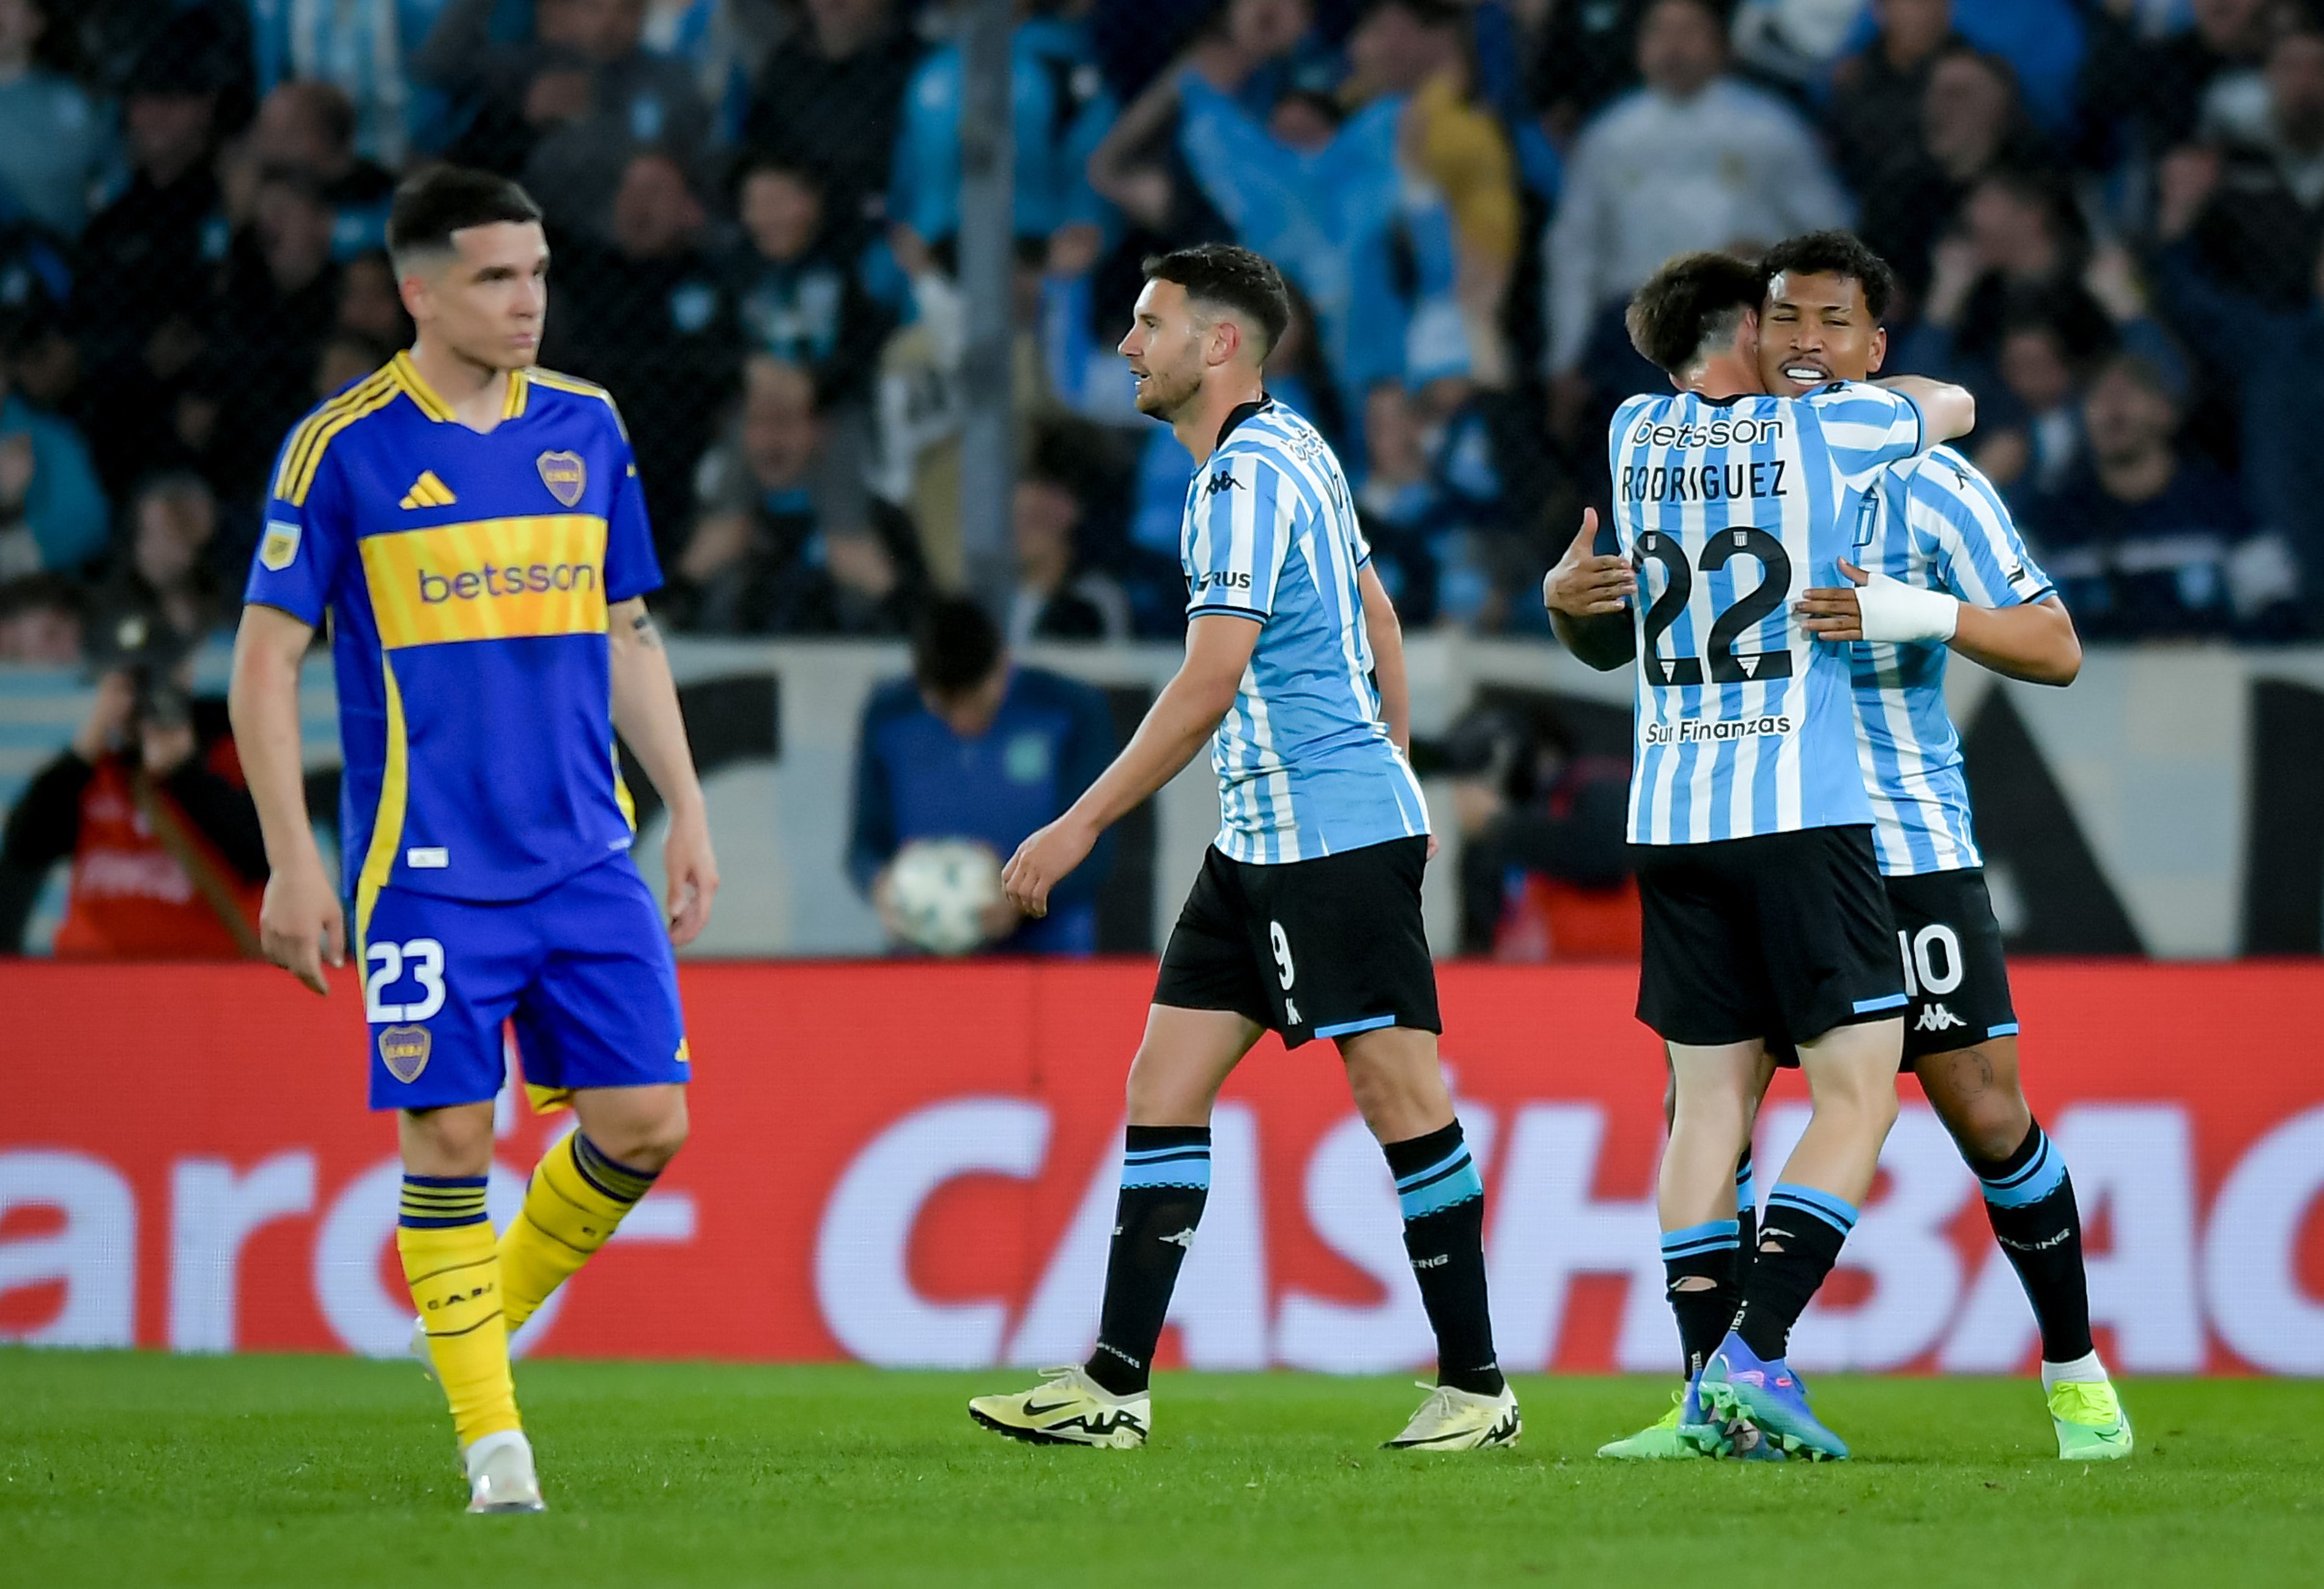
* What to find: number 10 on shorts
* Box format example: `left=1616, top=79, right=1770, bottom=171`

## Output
left=1897, top=924, right=1962, bottom=998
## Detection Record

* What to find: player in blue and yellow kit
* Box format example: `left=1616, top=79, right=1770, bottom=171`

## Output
left=228, top=168, right=719, bottom=1514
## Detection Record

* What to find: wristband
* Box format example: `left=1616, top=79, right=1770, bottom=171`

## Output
left=1851, top=571, right=1959, bottom=644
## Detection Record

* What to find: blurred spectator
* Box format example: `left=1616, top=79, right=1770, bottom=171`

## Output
left=421, top=0, right=714, bottom=237
left=199, top=169, right=343, bottom=502
left=741, top=0, right=923, bottom=252
left=89, top=473, right=226, bottom=649
left=1356, top=380, right=1455, bottom=625
left=673, top=355, right=923, bottom=634
left=2025, top=351, right=2296, bottom=639
left=888, top=0, right=1114, bottom=254
left=1438, top=703, right=1636, bottom=960
left=0, top=0, right=111, bottom=238
left=247, top=82, right=398, bottom=259
left=1007, top=456, right=1130, bottom=645
left=1542, top=0, right=1846, bottom=432
left=0, top=571, right=78, bottom=661
left=0, top=650, right=264, bottom=957
left=0, top=349, right=107, bottom=579
left=337, top=248, right=414, bottom=349
left=77, top=42, right=229, bottom=494
left=315, top=330, right=391, bottom=397
left=249, top=0, right=458, bottom=165
left=542, top=148, right=736, bottom=539
left=1855, top=43, right=2057, bottom=298
left=849, top=595, right=1117, bottom=955
left=725, top=155, right=893, bottom=407
left=2078, top=0, right=2276, bottom=172
left=1972, top=309, right=2099, bottom=496
left=1827, top=0, right=1966, bottom=194
left=1527, top=0, right=1649, bottom=143
left=2169, top=21, right=2324, bottom=309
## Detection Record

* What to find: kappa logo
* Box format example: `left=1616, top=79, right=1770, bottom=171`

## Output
left=1915, top=1003, right=1967, bottom=1033
left=536, top=450, right=587, bottom=507
left=377, top=1024, right=432, bottom=1083
left=1204, top=470, right=1241, bottom=497
left=399, top=470, right=457, bottom=509
left=259, top=519, right=301, bottom=571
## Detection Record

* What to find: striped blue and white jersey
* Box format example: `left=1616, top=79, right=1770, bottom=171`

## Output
left=1609, top=382, right=1931, bottom=845
left=1851, top=446, right=2055, bottom=875
left=1182, top=398, right=1429, bottom=864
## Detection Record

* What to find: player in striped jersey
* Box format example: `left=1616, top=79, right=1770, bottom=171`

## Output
left=1553, top=250, right=1977, bottom=1460
left=968, top=245, right=1515, bottom=1454
left=1767, top=231, right=2128, bottom=1459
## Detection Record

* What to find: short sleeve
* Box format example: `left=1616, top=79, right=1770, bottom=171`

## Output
left=1183, top=451, right=1294, bottom=620
left=1802, top=381, right=1929, bottom=486
left=242, top=439, right=350, bottom=627
left=1918, top=461, right=2055, bottom=610
left=603, top=431, right=662, bottom=604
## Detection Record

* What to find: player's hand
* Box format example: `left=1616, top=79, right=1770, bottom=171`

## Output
left=259, top=852, right=344, bottom=996
left=1794, top=560, right=1871, bottom=641
left=1542, top=508, right=1634, bottom=617
left=1002, top=815, right=1098, bottom=919
left=662, top=802, right=720, bottom=947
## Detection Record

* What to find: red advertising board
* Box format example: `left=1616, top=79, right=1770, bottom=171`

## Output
left=5, top=961, right=2322, bottom=1374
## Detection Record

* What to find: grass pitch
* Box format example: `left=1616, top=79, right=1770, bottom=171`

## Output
left=2, top=1351, right=2314, bottom=1587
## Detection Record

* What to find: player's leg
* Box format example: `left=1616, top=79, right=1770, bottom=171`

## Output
left=366, top=886, right=542, bottom=1511
left=492, top=857, right=694, bottom=1333
left=969, top=1002, right=1259, bottom=1446
left=971, top=847, right=1268, bottom=1447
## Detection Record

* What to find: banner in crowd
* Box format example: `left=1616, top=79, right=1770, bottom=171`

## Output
left=5, top=962, right=2321, bottom=1375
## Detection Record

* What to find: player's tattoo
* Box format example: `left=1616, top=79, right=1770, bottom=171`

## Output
left=630, top=610, right=663, bottom=650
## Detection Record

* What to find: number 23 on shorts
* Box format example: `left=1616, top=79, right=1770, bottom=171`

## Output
left=366, top=937, right=447, bottom=1023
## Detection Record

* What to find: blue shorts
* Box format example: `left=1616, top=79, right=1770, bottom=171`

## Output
left=361, top=856, right=689, bottom=1111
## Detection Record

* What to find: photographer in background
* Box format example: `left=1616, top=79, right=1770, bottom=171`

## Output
left=849, top=597, right=1117, bottom=956
left=0, top=620, right=265, bottom=956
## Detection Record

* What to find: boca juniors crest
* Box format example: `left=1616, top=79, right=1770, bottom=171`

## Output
left=377, top=1024, right=432, bottom=1083
left=536, top=451, right=587, bottom=508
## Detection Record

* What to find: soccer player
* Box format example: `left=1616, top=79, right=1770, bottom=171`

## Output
left=227, top=167, right=719, bottom=1513
left=966, top=243, right=1517, bottom=1452
left=1549, top=251, right=1975, bottom=1461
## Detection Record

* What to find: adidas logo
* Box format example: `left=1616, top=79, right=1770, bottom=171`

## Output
left=399, top=470, right=457, bottom=509
left=1915, top=1002, right=1967, bottom=1033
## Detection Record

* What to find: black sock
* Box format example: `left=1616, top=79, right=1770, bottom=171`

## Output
left=1734, top=1183, right=1857, bottom=1362
left=1971, top=1120, right=2094, bottom=1365
left=1660, top=1220, right=1741, bottom=1379
left=1733, top=1146, right=1758, bottom=1289
left=1385, top=1120, right=1504, bottom=1396
left=1086, top=1125, right=1210, bottom=1397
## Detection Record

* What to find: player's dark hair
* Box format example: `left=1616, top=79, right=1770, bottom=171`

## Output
left=1626, top=250, right=1763, bottom=376
left=912, top=596, right=1005, bottom=697
left=386, top=166, right=543, bottom=270
left=1144, top=244, right=1292, bottom=364
left=1759, top=230, right=1898, bottom=322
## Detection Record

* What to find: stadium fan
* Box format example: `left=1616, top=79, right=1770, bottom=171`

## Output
left=246, top=82, right=399, bottom=260
left=1005, top=451, right=1132, bottom=646
left=724, top=154, right=894, bottom=409
left=849, top=596, right=1118, bottom=956
left=0, top=618, right=263, bottom=958
left=0, top=0, right=111, bottom=239
left=740, top=0, right=923, bottom=254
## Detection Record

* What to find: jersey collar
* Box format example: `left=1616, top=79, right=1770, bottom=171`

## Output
left=390, top=350, right=531, bottom=424
left=1214, top=392, right=1274, bottom=452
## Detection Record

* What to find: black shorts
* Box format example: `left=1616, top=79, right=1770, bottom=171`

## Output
left=1155, top=836, right=1440, bottom=1049
left=1635, top=824, right=1905, bottom=1048
left=1889, top=867, right=2018, bottom=1061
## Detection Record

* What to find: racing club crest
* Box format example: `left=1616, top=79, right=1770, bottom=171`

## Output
left=378, top=1024, right=432, bottom=1083
left=536, top=450, right=587, bottom=507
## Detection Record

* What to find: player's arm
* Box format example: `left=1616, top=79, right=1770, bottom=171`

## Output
left=1358, top=563, right=1413, bottom=752
left=228, top=604, right=343, bottom=994
left=1542, top=508, right=1637, bottom=672
left=1798, top=568, right=2081, bottom=684
left=1002, top=613, right=1259, bottom=917
left=1872, top=375, right=1975, bottom=445
left=608, top=598, right=720, bottom=946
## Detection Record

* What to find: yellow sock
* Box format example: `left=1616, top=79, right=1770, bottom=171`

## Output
left=497, top=1132, right=658, bottom=1330
left=398, top=1175, right=520, bottom=1448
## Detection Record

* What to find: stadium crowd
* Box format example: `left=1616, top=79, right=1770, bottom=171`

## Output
left=0, top=0, right=2318, bottom=669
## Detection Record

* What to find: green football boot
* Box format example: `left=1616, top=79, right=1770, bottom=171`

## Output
left=2048, top=1379, right=2133, bottom=1461
left=1596, top=1386, right=1723, bottom=1459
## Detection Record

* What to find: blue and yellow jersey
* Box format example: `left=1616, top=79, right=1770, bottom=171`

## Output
left=243, top=351, right=661, bottom=921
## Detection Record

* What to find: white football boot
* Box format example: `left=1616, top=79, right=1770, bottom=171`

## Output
left=968, top=1366, right=1150, bottom=1448
left=464, top=1429, right=546, bottom=1514
left=1382, top=1382, right=1522, bottom=1451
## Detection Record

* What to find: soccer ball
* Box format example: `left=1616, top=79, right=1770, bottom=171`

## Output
left=886, top=839, right=1004, bottom=956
